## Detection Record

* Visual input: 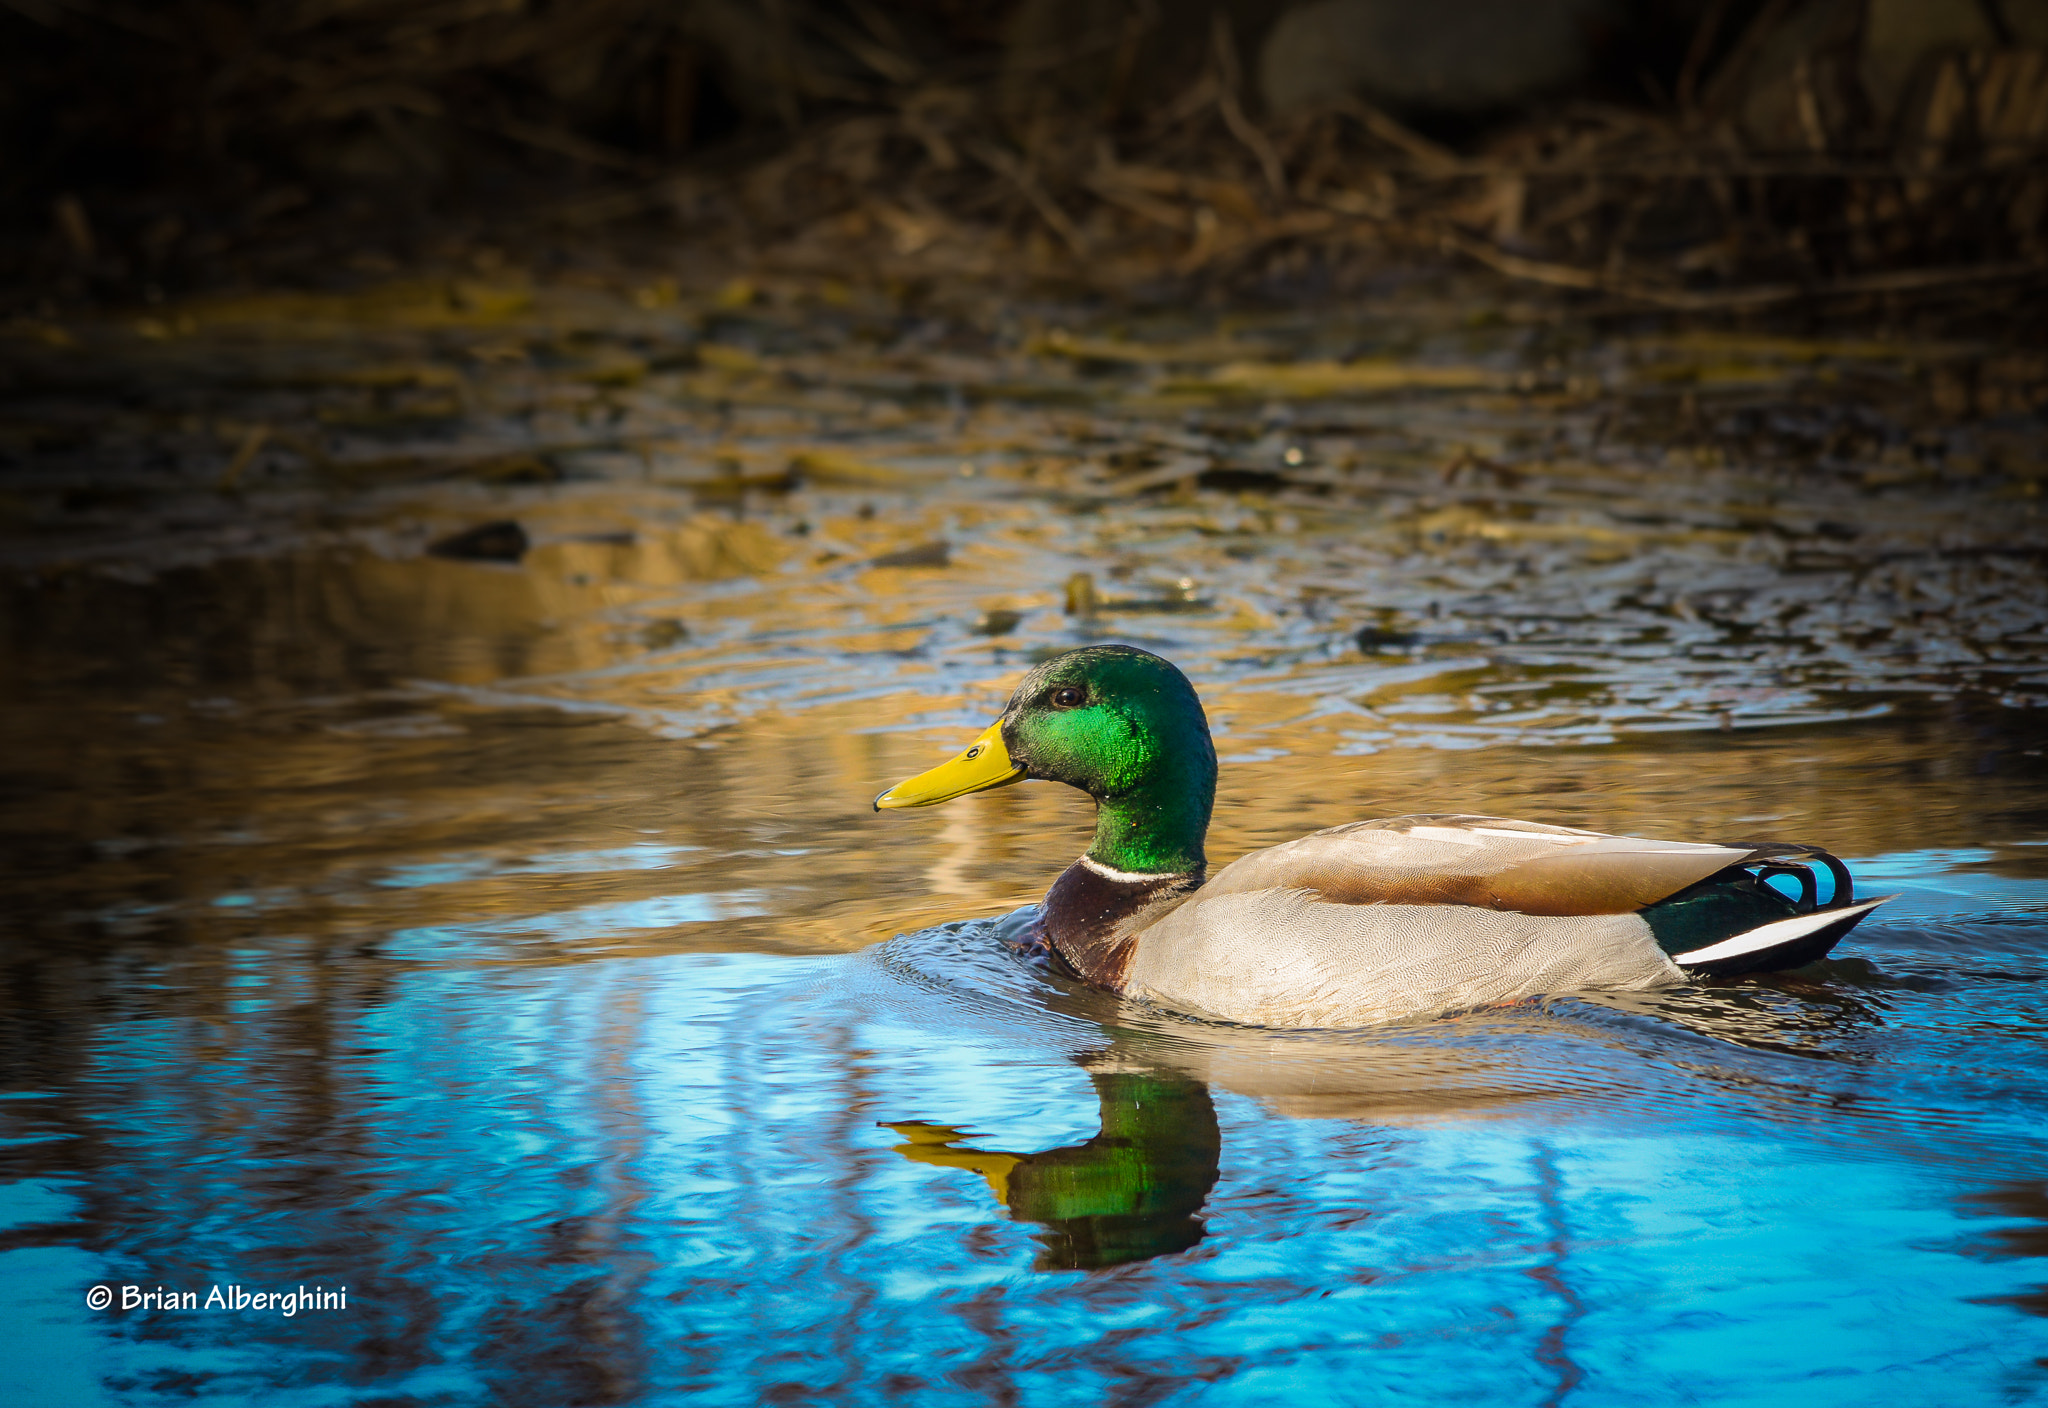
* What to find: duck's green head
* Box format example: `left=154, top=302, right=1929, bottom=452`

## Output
left=873, top=645, right=1217, bottom=875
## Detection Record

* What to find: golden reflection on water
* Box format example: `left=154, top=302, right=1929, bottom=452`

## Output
left=3, top=277, right=2044, bottom=969
left=2, top=680, right=2041, bottom=961
left=5, top=620, right=2046, bottom=963
left=6, top=462, right=2046, bottom=965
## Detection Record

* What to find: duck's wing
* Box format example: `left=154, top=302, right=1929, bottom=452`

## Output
left=1198, top=814, right=1757, bottom=917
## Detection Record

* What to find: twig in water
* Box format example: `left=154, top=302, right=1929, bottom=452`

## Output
left=1444, top=228, right=2046, bottom=309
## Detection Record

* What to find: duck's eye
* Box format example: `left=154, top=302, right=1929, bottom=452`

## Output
left=1050, top=686, right=1084, bottom=708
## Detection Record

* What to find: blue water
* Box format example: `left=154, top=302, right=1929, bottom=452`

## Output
left=6, top=848, right=2045, bottom=1406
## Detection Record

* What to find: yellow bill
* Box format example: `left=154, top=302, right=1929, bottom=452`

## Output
left=873, top=721, right=1024, bottom=810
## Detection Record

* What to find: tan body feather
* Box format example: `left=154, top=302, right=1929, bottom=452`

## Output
left=1096, top=815, right=1752, bottom=1027
left=1124, top=893, right=1677, bottom=1028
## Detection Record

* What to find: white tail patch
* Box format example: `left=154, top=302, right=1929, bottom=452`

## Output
left=1670, top=896, right=1894, bottom=965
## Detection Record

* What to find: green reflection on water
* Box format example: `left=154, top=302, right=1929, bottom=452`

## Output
left=887, top=1066, right=1221, bottom=1271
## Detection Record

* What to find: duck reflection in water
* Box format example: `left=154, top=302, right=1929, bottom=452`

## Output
left=883, top=1062, right=1221, bottom=1271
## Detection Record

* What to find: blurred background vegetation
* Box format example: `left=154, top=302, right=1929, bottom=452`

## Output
left=4, top=0, right=2046, bottom=319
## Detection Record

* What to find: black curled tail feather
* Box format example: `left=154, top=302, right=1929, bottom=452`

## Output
left=1717, top=841, right=1854, bottom=911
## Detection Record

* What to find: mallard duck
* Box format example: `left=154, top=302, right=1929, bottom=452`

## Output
left=874, top=645, right=1889, bottom=1028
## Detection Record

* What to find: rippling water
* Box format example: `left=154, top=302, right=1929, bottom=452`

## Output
left=3, top=278, right=2046, bottom=1403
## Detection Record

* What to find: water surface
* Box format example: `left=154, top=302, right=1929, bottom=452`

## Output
left=3, top=277, right=2046, bottom=1403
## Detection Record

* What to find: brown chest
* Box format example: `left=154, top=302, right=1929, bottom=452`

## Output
left=1040, top=861, right=1201, bottom=991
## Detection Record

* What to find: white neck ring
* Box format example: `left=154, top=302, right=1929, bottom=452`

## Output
left=1080, top=855, right=1185, bottom=885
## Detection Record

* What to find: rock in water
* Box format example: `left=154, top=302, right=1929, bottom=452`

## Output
left=428, top=520, right=528, bottom=563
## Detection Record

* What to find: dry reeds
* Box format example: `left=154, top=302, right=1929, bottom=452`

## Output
left=6, top=0, right=2046, bottom=314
